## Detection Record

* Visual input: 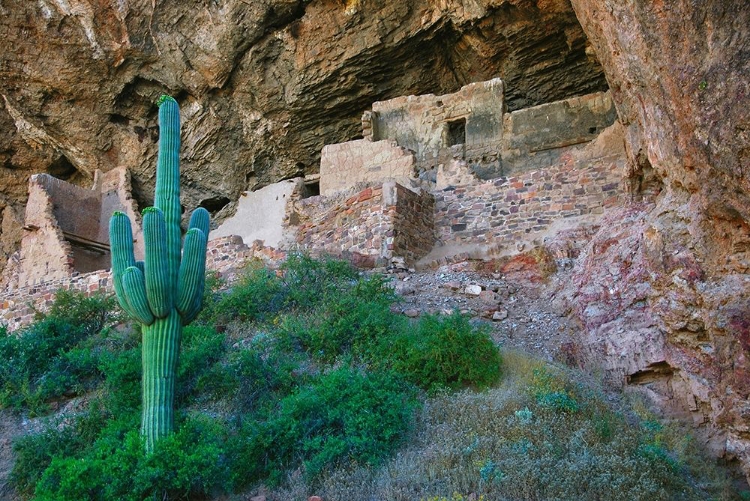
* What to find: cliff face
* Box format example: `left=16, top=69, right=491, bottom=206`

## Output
left=567, top=0, right=750, bottom=477
left=0, top=0, right=606, bottom=269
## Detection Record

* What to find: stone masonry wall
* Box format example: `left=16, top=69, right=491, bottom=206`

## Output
left=2, top=175, right=76, bottom=290
left=432, top=124, right=625, bottom=253
left=294, top=185, right=389, bottom=267
left=319, top=139, right=415, bottom=196
left=293, top=182, right=435, bottom=268
left=388, top=182, right=435, bottom=265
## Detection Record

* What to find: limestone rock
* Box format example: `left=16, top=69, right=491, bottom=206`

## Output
left=464, top=284, right=483, bottom=296
left=479, top=290, right=498, bottom=304
left=492, top=309, right=508, bottom=321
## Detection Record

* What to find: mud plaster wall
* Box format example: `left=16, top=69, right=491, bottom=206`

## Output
left=319, top=139, right=415, bottom=196
left=210, top=179, right=299, bottom=247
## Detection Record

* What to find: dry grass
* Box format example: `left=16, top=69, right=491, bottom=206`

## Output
left=263, top=351, right=743, bottom=501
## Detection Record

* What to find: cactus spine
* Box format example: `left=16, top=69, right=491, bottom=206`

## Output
left=109, top=95, right=209, bottom=452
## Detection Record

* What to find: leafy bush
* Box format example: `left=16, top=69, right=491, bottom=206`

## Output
left=42, top=289, right=121, bottom=337
left=176, top=324, right=227, bottom=405
left=200, top=262, right=286, bottom=328
left=264, top=367, right=419, bottom=479
left=33, top=415, right=229, bottom=501
left=295, top=278, right=402, bottom=363
left=527, top=365, right=580, bottom=413
left=0, top=290, right=119, bottom=414
left=384, top=313, right=502, bottom=393
left=280, top=253, right=359, bottom=310
left=10, top=425, right=86, bottom=497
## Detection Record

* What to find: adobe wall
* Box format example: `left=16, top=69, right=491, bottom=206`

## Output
left=319, top=139, right=416, bottom=196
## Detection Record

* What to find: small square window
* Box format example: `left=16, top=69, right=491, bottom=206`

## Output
left=446, top=118, right=466, bottom=147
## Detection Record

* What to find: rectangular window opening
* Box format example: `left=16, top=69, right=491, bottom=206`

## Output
left=446, top=118, right=467, bottom=147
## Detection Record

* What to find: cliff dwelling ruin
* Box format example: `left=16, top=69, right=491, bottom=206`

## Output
left=217, top=79, right=624, bottom=269
left=0, top=167, right=142, bottom=291
left=1, top=78, right=625, bottom=297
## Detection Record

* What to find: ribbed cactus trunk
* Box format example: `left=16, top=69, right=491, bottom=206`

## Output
left=141, top=310, right=181, bottom=446
left=110, top=95, right=209, bottom=452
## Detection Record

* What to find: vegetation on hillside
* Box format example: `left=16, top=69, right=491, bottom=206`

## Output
left=0, top=256, right=745, bottom=500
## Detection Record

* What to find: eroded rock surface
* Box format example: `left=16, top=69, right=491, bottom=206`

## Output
left=567, top=0, right=750, bottom=478
left=0, top=0, right=607, bottom=269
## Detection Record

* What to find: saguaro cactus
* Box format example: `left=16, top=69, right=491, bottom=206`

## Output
left=109, top=95, right=209, bottom=451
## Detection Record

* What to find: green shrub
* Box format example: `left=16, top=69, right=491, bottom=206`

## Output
left=176, top=324, right=227, bottom=405
left=33, top=415, right=230, bottom=501
left=385, top=313, right=502, bottom=393
left=298, top=293, right=401, bottom=363
left=98, top=345, right=141, bottom=417
left=282, top=269, right=400, bottom=362
left=42, top=289, right=121, bottom=337
left=0, top=291, right=119, bottom=414
left=222, top=346, right=300, bottom=414
left=201, top=262, right=286, bottom=328
left=527, top=365, right=580, bottom=413
left=280, top=253, right=359, bottom=310
left=264, top=367, right=419, bottom=480
left=10, top=425, right=85, bottom=497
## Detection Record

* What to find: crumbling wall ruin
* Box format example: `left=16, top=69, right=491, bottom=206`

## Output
left=1, top=168, right=142, bottom=291
left=323, top=81, right=617, bottom=190
left=292, top=181, right=434, bottom=268
left=427, top=122, right=626, bottom=265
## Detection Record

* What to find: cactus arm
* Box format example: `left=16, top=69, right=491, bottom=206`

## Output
left=121, top=266, right=155, bottom=325
left=143, top=207, right=173, bottom=317
left=182, top=280, right=206, bottom=325
left=154, top=95, right=182, bottom=297
left=136, top=260, right=145, bottom=275
left=109, top=212, right=138, bottom=319
left=188, top=207, right=210, bottom=236
left=176, top=228, right=207, bottom=318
